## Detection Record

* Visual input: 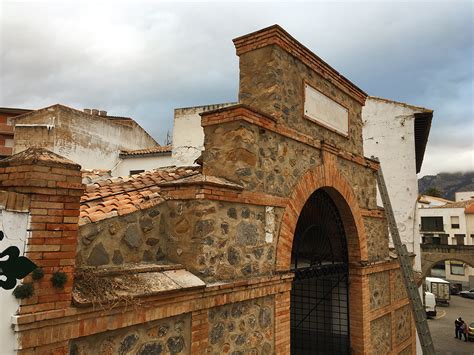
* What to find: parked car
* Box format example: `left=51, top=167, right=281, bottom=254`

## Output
left=460, top=289, right=474, bottom=299
left=468, top=322, right=474, bottom=341
left=450, top=284, right=461, bottom=295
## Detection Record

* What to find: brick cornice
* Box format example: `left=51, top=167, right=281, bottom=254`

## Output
left=233, top=25, right=367, bottom=105
left=201, top=104, right=379, bottom=171
left=162, top=186, right=288, bottom=208
left=13, top=274, right=293, bottom=350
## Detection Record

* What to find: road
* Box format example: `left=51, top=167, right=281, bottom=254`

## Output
left=427, top=295, right=474, bottom=354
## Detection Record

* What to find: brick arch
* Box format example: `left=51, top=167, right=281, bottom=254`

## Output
left=276, top=159, right=368, bottom=272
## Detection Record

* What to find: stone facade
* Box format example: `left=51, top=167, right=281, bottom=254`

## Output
left=6, top=25, right=416, bottom=355
left=77, top=206, right=166, bottom=267
left=70, top=314, right=191, bottom=355
left=207, top=296, right=274, bottom=354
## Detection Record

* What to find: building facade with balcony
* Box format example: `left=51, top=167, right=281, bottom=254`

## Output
left=418, top=195, right=474, bottom=288
left=0, top=107, right=32, bottom=158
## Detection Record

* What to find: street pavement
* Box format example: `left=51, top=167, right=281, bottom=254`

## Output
left=427, top=295, right=474, bottom=354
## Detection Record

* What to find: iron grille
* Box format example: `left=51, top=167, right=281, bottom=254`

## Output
left=290, top=189, right=350, bottom=354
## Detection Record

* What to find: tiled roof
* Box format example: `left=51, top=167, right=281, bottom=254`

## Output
left=81, top=169, right=112, bottom=184
left=80, top=166, right=199, bottom=225
left=418, top=195, right=453, bottom=205
left=429, top=199, right=474, bottom=209
left=119, top=145, right=172, bottom=158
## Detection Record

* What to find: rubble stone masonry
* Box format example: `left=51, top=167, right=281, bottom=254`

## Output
left=6, top=25, right=415, bottom=354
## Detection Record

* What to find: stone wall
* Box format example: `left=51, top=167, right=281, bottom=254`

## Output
left=239, top=45, right=364, bottom=156
left=206, top=296, right=274, bottom=354
left=369, top=271, right=390, bottom=310
left=371, top=314, right=391, bottom=353
left=163, top=200, right=282, bottom=282
left=364, top=216, right=389, bottom=262
left=70, top=314, right=191, bottom=355
left=337, top=158, right=378, bottom=210
left=203, top=120, right=322, bottom=197
left=77, top=205, right=167, bottom=267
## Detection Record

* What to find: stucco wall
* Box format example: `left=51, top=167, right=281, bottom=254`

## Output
left=172, top=103, right=235, bottom=166
left=362, top=98, right=424, bottom=269
left=14, top=105, right=158, bottom=170
left=114, top=154, right=175, bottom=177
left=0, top=210, right=29, bottom=354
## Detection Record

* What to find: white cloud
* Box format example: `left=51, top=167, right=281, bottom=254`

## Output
left=0, top=1, right=472, bottom=175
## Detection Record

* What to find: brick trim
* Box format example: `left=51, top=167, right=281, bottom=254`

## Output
left=162, top=186, right=288, bottom=207
left=274, top=291, right=291, bottom=354
left=201, top=104, right=379, bottom=171
left=361, top=208, right=386, bottom=218
left=13, top=274, right=293, bottom=351
left=191, top=309, right=209, bottom=353
left=276, top=151, right=368, bottom=271
left=232, top=25, right=367, bottom=105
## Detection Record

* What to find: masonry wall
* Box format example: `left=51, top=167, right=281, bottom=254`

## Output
left=14, top=105, right=158, bottom=171
left=77, top=205, right=167, bottom=267
left=70, top=313, right=191, bottom=355
left=238, top=45, right=364, bottom=156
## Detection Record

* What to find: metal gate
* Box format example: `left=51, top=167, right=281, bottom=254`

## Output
left=290, top=189, right=350, bottom=354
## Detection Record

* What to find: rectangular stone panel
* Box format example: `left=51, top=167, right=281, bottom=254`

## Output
left=394, top=305, right=411, bottom=345
left=391, top=269, right=407, bottom=302
left=304, top=82, right=349, bottom=136
left=371, top=314, right=391, bottom=354
left=364, top=216, right=389, bottom=262
left=207, top=296, right=274, bottom=354
left=69, top=313, right=191, bottom=354
left=369, top=271, right=390, bottom=310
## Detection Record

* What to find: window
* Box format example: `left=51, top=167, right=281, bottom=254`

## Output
left=129, top=170, right=144, bottom=176
left=450, top=216, right=460, bottom=229
left=455, top=234, right=465, bottom=246
left=450, top=262, right=465, bottom=276
left=431, top=261, right=446, bottom=277
left=421, top=217, right=444, bottom=232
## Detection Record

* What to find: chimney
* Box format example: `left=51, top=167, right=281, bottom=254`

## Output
left=83, top=109, right=91, bottom=114
left=99, top=110, right=107, bottom=117
left=91, top=109, right=99, bottom=115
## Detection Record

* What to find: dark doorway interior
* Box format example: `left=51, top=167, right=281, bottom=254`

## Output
left=290, top=189, right=350, bottom=354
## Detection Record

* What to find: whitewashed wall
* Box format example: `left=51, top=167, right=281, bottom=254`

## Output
left=172, top=103, right=236, bottom=166
left=0, top=210, right=29, bottom=354
left=362, top=98, right=423, bottom=270
left=14, top=105, right=158, bottom=171
left=114, top=154, right=175, bottom=177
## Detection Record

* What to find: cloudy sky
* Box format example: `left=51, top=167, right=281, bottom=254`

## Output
left=1, top=0, right=472, bottom=176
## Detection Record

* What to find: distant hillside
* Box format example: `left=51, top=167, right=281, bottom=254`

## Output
left=418, top=172, right=474, bottom=200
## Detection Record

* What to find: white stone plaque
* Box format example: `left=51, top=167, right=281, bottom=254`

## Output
left=304, top=83, right=349, bottom=136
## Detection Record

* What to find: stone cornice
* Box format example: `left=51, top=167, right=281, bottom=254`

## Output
left=233, top=25, right=367, bottom=105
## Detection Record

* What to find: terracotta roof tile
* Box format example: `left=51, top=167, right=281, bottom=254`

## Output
left=80, top=166, right=200, bottom=225
left=119, top=145, right=172, bottom=158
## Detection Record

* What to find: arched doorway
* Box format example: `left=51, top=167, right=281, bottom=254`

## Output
left=290, top=188, right=350, bottom=354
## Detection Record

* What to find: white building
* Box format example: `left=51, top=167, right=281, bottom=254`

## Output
left=362, top=96, right=433, bottom=271
left=112, top=103, right=236, bottom=176
left=12, top=105, right=159, bottom=171
left=455, top=191, right=474, bottom=202
left=417, top=196, right=474, bottom=288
